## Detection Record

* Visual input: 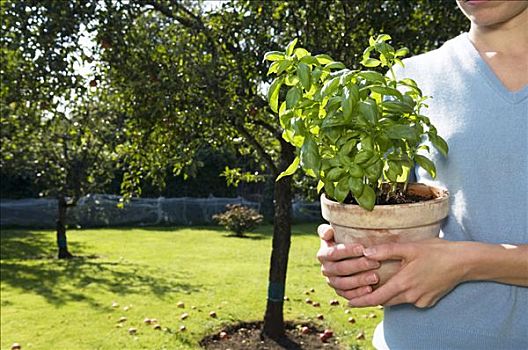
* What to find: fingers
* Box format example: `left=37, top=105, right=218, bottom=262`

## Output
left=335, top=285, right=373, bottom=300
left=317, top=241, right=367, bottom=263
left=348, top=275, right=407, bottom=307
left=326, top=271, right=379, bottom=290
left=321, top=256, right=380, bottom=276
left=317, top=224, right=334, bottom=241
left=363, top=242, right=415, bottom=261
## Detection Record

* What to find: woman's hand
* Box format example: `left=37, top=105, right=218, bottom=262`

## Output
left=317, top=224, right=382, bottom=299
left=347, top=238, right=465, bottom=308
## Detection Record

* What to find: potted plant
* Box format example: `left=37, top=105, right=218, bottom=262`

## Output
left=264, top=34, right=449, bottom=287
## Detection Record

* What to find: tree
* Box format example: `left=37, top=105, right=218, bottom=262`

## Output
left=1, top=0, right=120, bottom=258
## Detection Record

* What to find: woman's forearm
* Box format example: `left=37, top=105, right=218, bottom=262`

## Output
left=458, top=242, right=528, bottom=286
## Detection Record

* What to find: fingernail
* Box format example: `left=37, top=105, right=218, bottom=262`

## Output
left=368, top=260, right=380, bottom=268
left=364, top=247, right=376, bottom=256
left=354, top=245, right=364, bottom=255
left=367, top=274, right=378, bottom=284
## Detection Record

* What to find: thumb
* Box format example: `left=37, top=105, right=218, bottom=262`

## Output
left=363, top=243, right=413, bottom=261
left=317, top=224, right=335, bottom=242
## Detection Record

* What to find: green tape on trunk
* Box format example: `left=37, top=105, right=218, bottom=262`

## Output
left=267, top=282, right=285, bottom=302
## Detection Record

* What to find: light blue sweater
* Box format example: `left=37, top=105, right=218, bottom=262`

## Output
left=381, top=33, right=528, bottom=349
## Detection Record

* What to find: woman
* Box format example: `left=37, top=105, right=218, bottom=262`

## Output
left=317, top=1, right=528, bottom=348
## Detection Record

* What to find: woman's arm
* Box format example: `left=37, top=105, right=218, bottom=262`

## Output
left=456, top=241, right=528, bottom=286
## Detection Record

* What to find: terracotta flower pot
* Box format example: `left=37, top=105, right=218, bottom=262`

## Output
left=320, top=183, right=449, bottom=287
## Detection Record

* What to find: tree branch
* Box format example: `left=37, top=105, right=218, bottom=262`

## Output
left=235, top=123, right=278, bottom=176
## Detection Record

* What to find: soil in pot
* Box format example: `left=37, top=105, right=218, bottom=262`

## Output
left=341, top=183, right=436, bottom=206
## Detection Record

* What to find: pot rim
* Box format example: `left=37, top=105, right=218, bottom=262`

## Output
left=320, top=183, right=450, bottom=229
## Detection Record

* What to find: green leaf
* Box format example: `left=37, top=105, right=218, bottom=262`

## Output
left=376, top=34, right=392, bottom=42
left=276, top=60, right=292, bottom=75
left=358, top=100, right=378, bottom=125
left=286, top=38, right=298, bottom=56
left=315, top=54, right=333, bottom=65
left=267, top=61, right=280, bottom=75
left=395, top=47, right=409, bottom=57
left=284, top=74, right=299, bottom=86
left=297, top=63, right=311, bottom=90
left=324, top=181, right=335, bottom=199
left=317, top=180, right=325, bottom=193
left=268, top=77, right=284, bottom=113
left=348, top=176, right=364, bottom=196
left=294, top=47, right=309, bottom=59
left=415, top=155, right=437, bottom=179
left=385, top=124, right=418, bottom=140
left=300, top=137, right=321, bottom=172
left=361, top=58, right=381, bottom=67
left=430, top=134, right=449, bottom=157
left=358, top=71, right=386, bottom=84
left=300, top=55, right=319, bottom=65
left=341, top=86, right=354, bottom=119
left=286, top=86, right=301, bottom=109
left=325, top=61, right=346, bottom=70
left=355, top=150, right=373, bottom=165
left=326, top=167, right=345, bottom=181
left=264, top=51, right=285, bottom=61
left=356, top=185, right=376, bottom=211
left=334, top=177, right=350, bottom=202
left=276, top=156, right=300, bottom=181
left=365, top=159, right=383, bottom=182
left=347, top=163, right=364, bottom=178
left=321, top=77, right=340, bottom=97
left=382, top=101, right=414, bottom=114
left=368, top=85, right=403, bottom=100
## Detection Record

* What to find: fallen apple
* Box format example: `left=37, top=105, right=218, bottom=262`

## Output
left=316, top=313, right=324, bottom=320
left=348, top=317, right=356, bottom=324
left=180, top=313, right=189, bottom=320
left=329, top=299, right=340, bottom=306
left=300, top=326, right=310, bottom=335
left=177, top=301, right=185, bottom=308
left=118, top=317, right=127, bottom=323
left=128, top=327, right=137, bottom=335
left=11, top=343, right=21, bottom=350
left=219, top=331, right=228, bottom=340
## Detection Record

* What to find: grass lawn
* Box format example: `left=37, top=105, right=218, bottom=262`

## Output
left=1, top=224, right=381, bottom=349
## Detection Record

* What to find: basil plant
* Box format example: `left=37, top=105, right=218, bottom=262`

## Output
left=265, top=34, right=448, bottom=210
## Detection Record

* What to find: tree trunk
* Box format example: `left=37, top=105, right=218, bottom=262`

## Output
left=57, top=196, right=73, bottom=259
left=262, top=142, right=295, bottom=339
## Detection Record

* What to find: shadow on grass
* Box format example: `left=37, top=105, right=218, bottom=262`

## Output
left=0, top=230, right=201, bottom=309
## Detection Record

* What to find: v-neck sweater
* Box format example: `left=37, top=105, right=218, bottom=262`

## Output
left=379, top=33, right=528, bottom=349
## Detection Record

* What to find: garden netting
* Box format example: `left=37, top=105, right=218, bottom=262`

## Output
left=0, top=194, right=321, bottom=228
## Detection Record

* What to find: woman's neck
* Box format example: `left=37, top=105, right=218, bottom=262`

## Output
left=468, top=8, right=528, bottom=54
left=467, top=8, right=528, bottom=92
